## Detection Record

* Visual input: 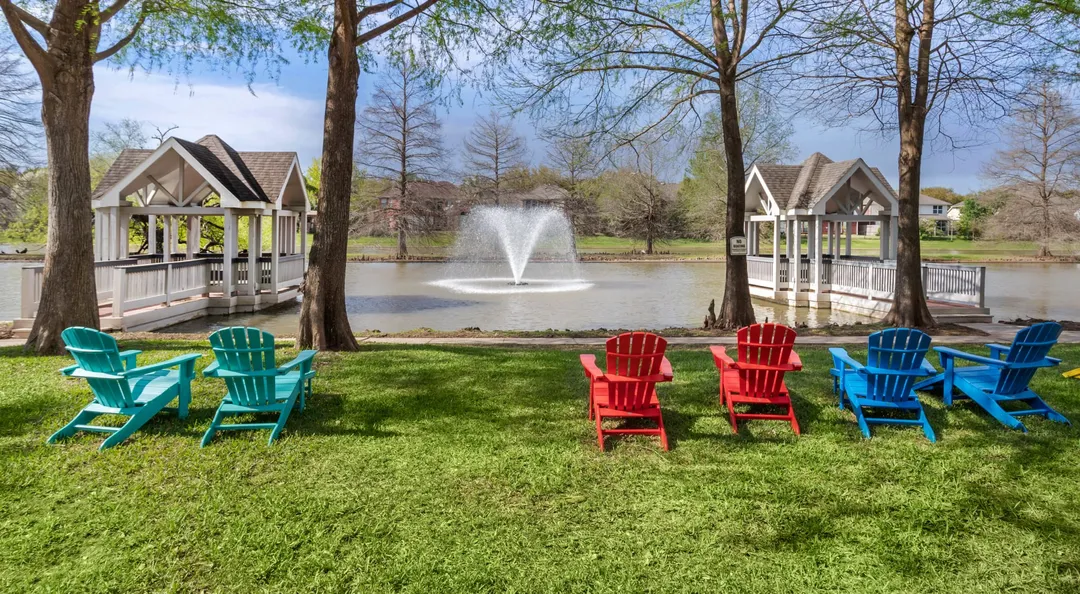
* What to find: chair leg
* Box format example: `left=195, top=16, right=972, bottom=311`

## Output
left=177, top=380, right=192, bottom=419
left=966, top=391, right=1028, bottom=432
left=100, top=405, right=163, bottom=450
left=789, top=404, right=801, bottom=436
left=594, top=408, right=605, bottom=451
left=657, top=413, right=669, bottom=451
left=201, top=407, right=227, bottom=448
left=851, top=403, right=873, bottom=439
left=918, top=406, right=937, bottom=443
left=1026, top=395, right=1070, bottom=425
left=727, top=396, right=739, bottom=434
left=268, top=391, right=300, bottom=445
left=47, top=409, right=103, bottom=444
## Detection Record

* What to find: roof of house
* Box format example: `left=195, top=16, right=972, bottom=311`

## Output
left=92, top=135, right=299, bottom=203
left=508, top=184, right=570, bottom=202
left=754, top=152, right=895, bottom=210
left=919, top=194, right=951, bottom=206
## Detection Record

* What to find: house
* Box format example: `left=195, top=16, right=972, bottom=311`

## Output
left=503, top=184, right=570, bottom=209
left=918, top=194, right=953, bottom=235
left=377, top=181, right=466, bottom=231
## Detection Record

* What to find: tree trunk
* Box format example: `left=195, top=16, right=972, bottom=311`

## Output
left=397, top=226, right=408, bottom=258
left=884, top=116, right=935, bottom=328
left=25, top=1, right=99, bottom=354
left=298, top=0, right=360, bottom=351
left=715, top=73, right=756, bottom=329
left=646, top=235, right=653, bottom=255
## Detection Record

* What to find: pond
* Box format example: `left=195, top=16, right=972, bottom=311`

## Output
left=1, top=261, right=1078, bottom=333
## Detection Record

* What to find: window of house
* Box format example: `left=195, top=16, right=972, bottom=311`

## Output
left=931, top=205, right=944, bottom=214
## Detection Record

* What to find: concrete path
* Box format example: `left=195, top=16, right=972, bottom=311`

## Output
left=2, top=324, right=1077, bottom=349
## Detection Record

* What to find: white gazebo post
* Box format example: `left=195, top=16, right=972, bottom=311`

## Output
left=812, top=215, right=823, bottom=294
left=772, top=214, right=781, bottom=290
left=148, top=214, right=158, bottom=255
left=248, top=215, right=260, bottom=296
left=223, top=212, right=236, bottom=296
left=171, top=216, right=180, bottom=255
left=108, top=207, right=120, bottom=261
left=162, top=216, right=173, bottom=262
left=879, top=217, right=889, bottom=261
left=93, top=211, right=103, bottom=260
left=786, top=218, right=795, bottom=259
left=270, top=212, right=280, bottom=291
left=845, top=221, right=852, bottom=257
left=889, top=216, right=899, bottom=260
left=300, top=214, right=308, bottom=263
left=119, top=213, right=130, bottom=259
left=186, top=216, right=199, bottom=257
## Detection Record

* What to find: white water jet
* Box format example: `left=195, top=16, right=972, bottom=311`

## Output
left=433, top=205, right=591, bottom=294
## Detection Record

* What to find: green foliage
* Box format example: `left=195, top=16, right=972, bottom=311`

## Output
left=2, top=342, right=1080, bottom=590
left=304, top=158, right=320, bottom=208
left=0, top=169, right=47, bottom=243
left=958, top=198, right=992, bottom=240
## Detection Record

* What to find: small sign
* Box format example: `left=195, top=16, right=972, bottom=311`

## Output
left=729, top=236, right=747, bottom=256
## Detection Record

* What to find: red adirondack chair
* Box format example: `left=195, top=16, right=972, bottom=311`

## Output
left=580, top=332, right=673, bottom=451
left=711, top=323, right=803, bottom=434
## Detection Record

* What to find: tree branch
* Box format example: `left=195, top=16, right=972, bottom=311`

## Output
left=94, top=10, right=147, bottom=63
left=0, top=0, right=51, bottom=75
left=357, top=0, right=440, bottom=45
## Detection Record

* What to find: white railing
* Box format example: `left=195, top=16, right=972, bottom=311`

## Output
left=746, top=257, right=985, bottom=307
left=277, top=254, right=305, bottom=287
left=112, top=259, right=212, bottom=316
left=20, top=258, right=137, bottom=318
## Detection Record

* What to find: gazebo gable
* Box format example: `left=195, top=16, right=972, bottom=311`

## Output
left=810, top=160, right=898, bottom=216
left=744, top=165, right=789, bottom=215
left=273, top=156, right=310, bottom=211
left=93, top=138, right=243, bottom=209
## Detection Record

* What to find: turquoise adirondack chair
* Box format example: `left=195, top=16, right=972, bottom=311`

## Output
left=829, top=328, right=937, bottom=442
left=49, top=327, right=201, bottom=451
left=924, top=322, right=1068, bottom=432
left=201, top=327, right=317, bottom=446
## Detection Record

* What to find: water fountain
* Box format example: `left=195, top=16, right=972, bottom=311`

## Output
left=430, top=206, right=593, bottom=294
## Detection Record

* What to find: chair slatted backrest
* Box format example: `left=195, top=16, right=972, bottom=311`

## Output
left=61, top=327, right=133, bottom=408
left=604, top=332, right=667, bottom=411
left=997, top=322, right=1062, bottom=395
left=736, top=323, right=797, bottom=399
left=865, top=328, right=931, bottom=402
left=209, top=327, right=277, bottom=407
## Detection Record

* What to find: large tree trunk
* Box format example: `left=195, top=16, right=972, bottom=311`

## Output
left=885, top=117, right=934, bottom=328
left=298, top=0, right=360, bottom=351
left=884, top=0, right=934, bottom=328
left=715, top=74, right=756, bottom=329
left=25, top=1, right=99, bottom=354
left=397, top=226, right=408, bottom=258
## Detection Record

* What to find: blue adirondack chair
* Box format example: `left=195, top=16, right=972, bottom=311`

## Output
left=925, top=322, right=1068, bottom=432
left=829, top=328, right=937, bottom=442
left=201, top=327, right=317, bottom=446
left=49, top=327, right=201, bottom=451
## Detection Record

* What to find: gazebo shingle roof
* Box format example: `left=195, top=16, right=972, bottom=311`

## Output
left=92, top=135, right=298, bottom=203
left=755, top=152, right=896, bottom=211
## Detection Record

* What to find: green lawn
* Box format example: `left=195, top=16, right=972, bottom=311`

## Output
left=2, top=342, right=1080, bottom=592
left=343, top=234, right=1078, bottom=261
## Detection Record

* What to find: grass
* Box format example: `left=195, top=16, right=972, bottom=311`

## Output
left=2, top=342, right=1080, bottom=592
left=344, top=234, right=1080, bottom=261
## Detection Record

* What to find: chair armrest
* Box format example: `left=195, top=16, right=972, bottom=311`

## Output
left=60, top=364, right=79, bottom=377
left=709, top=346, right=735, bottom=368
left=730, top=361, right=799, bottom=372
left=660, top=356, right=673, bottom=380
left=602, top=373, right=670, bottom=383
left=118, top=350, right=142, bottom=370
left=123, top=353, right=202, bottom=378
left=934, top=346, right=1006, bottom=368
left=920, top=358, right=937, bottom=376
left=212, top=368, right=280, bottom=378
left=580, top=354, right=604, bottom=379
left=787, top=350, right=803, bottom=371
left=203, top=360, right=220, bottom=377
left=987, top=344, right=1011, bottom=360
left=863, top=366, right=932, bottom=378
left=70, top=368, right=123, bottom=381
left=828, top=348, right=864, bottom=372
left=278, top=350, right=317, bottom=374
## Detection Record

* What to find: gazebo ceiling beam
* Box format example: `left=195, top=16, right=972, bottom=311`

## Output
left=118, top=206, right=226, bottom=215
left=146, top=174, right=178, bottom=204
left=179, top=181, right=211, bottom=207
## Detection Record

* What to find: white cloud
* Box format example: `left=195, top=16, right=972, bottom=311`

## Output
left=91, top=68, right=324, bottom=163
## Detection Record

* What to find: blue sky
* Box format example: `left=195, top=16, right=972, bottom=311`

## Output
left=88, top=52, right=999, bottom=194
